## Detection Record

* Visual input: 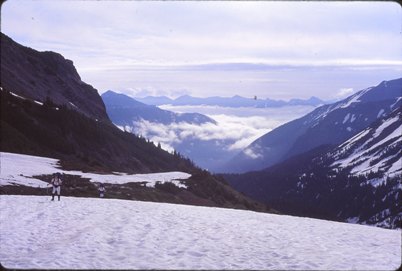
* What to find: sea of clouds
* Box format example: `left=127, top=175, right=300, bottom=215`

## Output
left=134, top=105, right=316, bottom=153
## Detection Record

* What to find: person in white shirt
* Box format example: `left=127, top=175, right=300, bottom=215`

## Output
left=98, top=184, right=106, bottom=198
left=51, top=173, right=63, bottom=201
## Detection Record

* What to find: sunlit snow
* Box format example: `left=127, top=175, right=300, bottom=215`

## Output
left=343, top=113, right=350, bottom=124
left=373, top=115, right=400, bottom=138
left=0, top=195, right=400, bottom=270
left=377, top=109, right=385, bottom=118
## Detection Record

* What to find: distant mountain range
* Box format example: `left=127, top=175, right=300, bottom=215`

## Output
left=136, top=94, right=326, bottom=108
left=102, top=90, right=216, bottom=127
left=219, top=78, right=402, bottom=173
left=224, top=78, right=402, bottom=228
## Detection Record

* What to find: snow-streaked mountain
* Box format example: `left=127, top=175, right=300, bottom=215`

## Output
left=329, top=106, right=401, bottom=177
left=221, top=78, right=402, bottom=173
left=225, top=106, right=401, bottom=229
left=136, top=94, right=325, bottom=108
left=1, top=195, right=400, bottom=270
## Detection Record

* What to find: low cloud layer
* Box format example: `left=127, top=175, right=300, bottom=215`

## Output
left=129, top=105, right=315, bottom=154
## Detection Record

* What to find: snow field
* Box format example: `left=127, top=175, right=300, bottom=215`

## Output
left=0, top=195, right=400, bottom=270
left=0, top=152, right=191, bottom=188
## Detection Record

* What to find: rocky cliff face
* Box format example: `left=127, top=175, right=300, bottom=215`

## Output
left=0, top=33, right=108, bottom=121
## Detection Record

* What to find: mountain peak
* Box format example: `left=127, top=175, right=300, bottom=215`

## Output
left=232, top=95, right=245, bottom=99
left=176, top=94, right=193, bottom=99
left=1, top=33, right=108, bottom=121
left=101, top=90, right=149, bottom=108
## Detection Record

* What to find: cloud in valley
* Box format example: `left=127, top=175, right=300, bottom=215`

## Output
left=129, top=105, right=315, bottom=154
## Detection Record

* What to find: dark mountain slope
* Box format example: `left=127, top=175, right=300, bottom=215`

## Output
left=0, top=89, right=189, bottom=173
left=1, top=33, right=108, bottom=121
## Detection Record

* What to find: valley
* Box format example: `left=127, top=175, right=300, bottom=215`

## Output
left=102, top=90, right=317, bottom=171
left=1, top=2, right=401, bottom=269
left=1, top=32, right=400, bottom=230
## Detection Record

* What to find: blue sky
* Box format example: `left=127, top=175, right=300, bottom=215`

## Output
left=2, top=1, right=402, bottom=100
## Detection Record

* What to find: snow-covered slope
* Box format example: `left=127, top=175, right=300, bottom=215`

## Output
left=0, top=195, right=400, bottom=270
left=330, top=107, right=401, bottom=177
left=0, top=152, right=190, bottom=188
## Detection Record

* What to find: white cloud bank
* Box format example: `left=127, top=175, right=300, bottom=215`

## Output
left=131, top=105, right=315, bottom=153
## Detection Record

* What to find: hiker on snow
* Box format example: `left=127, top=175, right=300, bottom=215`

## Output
left=51, top=172, right=63, bottom=201
left=98, top=184, right=106, bottom=198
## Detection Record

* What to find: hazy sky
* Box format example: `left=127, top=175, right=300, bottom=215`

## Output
left=2, top=1, right=402, bottom=100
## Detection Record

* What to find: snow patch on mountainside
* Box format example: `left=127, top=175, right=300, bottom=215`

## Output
left=331, top=110, right=402, bottom=177
left=0, top=152, right=191, bottom=188
left=391, top=97, right=402, bottom=109
left=313, top=86, right=372, bottom=123
left=0, top=195, right=400, bottom=270
left=373, top=115, right=400, bottom=138
left=377, top=109, right=385, bottom=118
left=338, top=128, right=371, bottom=149
left=308, top=85, right=385, bottom=127
left=343, top=113, right=350, bottom=124
left=9, top=91, right=46, bottom=107
left=339, top=87, right=373, bottom=109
